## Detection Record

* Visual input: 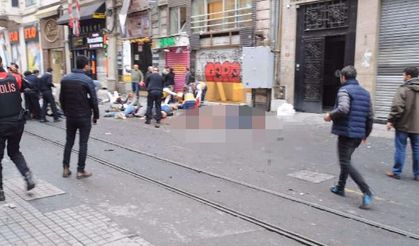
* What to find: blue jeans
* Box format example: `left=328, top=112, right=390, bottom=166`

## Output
left=393, top=130, right=419, bottom=177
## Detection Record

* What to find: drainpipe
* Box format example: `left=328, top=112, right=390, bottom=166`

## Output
left=272, top=0, right=282, bottom=100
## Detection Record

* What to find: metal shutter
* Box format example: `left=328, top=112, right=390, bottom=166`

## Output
left=376, top=0, right=419, bottom=119
left=166, top=48, right=190, bottom=92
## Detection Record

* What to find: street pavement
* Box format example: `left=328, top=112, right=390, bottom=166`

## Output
left=1, top=101, right=418, bottom=245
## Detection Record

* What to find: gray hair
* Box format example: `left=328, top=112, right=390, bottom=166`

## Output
left=340, top=66, right=357, bottom=80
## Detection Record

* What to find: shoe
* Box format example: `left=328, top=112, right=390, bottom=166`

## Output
left=40, top=119, right=49, bottom=123
left=54, top=119, right=61, bottom=122
left=386, top=171, right=401, bottom=180
left=0, top=190, right=5, bottom=201
left=24, top=171, right=35, bottom=191
left=330, top=186, right=345, bottom=196
left=145, top=120, right=151, bottom=125
left=76, top=171, right=92, bottom=179
left=359, top=193, right=374, bottom=209
left=155, top=122, right=160, bottom=128
left=63, top=167, right=72, bottom=178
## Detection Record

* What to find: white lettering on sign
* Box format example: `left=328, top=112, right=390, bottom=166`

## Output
left=89, top=43, right=103, bottom=49
left=87, top=37, right=103, bottom=44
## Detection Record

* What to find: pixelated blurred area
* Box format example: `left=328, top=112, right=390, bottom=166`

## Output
left=170, top=105, right=283, bottom=144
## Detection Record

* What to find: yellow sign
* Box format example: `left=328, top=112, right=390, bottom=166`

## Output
left=93, top=13, right=106, bottom=19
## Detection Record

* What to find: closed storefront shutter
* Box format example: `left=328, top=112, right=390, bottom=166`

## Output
left=166, top=48, right=190, bottom=92
left=376, top=0, right=419, bottom=119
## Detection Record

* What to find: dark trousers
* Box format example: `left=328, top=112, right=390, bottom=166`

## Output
left=63, top=118, right=92, bottom=172
left=146, top=91, right=162, bottom=122
left=25, top=92, right=41, bottom=119
left=337, top=136, right=371, bottom=195
left=41, top=90, right=59, bottom=120
left=0, top=123, right=30, bottom=189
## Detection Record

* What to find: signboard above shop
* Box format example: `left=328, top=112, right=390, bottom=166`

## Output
left=8, top=31, right=19, bottom=44
left=24, top=25, right=39, bottom=42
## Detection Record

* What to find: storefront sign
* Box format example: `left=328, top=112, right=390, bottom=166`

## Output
left=92, top=13, right=106, bottom=19
left=24, top=26, right=38, bottom=42
left=44, top=19, right=59, bottom=43
left=159, top=37, right=176, bottom=48
left=9, top=31, right=19, bottom=44
left=87, top=33, right=104, bottom=49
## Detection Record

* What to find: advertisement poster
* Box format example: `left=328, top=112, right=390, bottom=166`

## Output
left=26, top=42, right=42, bottom=71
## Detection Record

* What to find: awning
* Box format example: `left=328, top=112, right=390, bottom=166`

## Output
left=35, top=5, right=60, bottom=19
left=57, top=1, right=106, bottom=25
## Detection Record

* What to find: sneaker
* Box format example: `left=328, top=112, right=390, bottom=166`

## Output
left=386, top=171, right=401, bottom=180
left=77, top=171, right=92, bottom=179
left=0, top=190, right=5, bottom=201
left=155, top=122, right=160, bottom=128
left=330, top=186, right=345, bottom=196
left=63, top=167, right=72, bottom=178
left=24, top=171, right=35, bottom=191
left=145, top=120, right=151, bottom=125
left=360, top=193, right=374, bottom=210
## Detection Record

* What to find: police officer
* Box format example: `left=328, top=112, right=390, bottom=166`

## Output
left=0, top=56, right=35, bottom=201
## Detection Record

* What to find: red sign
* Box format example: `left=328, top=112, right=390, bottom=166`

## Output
left=24, top=26, right=38, bottom=41
left=9, top=31, right=19, bottom=43
left=204, top=62, right=241, bottom=83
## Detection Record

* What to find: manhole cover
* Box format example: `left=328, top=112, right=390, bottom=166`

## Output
left=288, top=170, right=334, bottom=183
left=4, top=178, right=65, bottom=201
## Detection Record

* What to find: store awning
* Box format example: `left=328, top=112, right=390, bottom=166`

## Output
left=35, top=5, right=60, bottom=19
left=57, top=1, right=106, bottom=25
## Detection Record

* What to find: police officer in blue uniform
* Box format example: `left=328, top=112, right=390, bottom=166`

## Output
left=0, top=56, right=35, bottom=201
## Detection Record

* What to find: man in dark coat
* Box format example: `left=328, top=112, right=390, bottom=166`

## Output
left=39, top=67, right=60, bottom=122
left=60, top=56, right=99, bottom=179
left=324, top=65, right=374, bottom=209
left=145, top=67, right=164, bottom=128
left=23, top=71, right=41, bottom=119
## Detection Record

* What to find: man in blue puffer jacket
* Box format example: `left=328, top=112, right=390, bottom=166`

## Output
left=324, top=65, right=374, bottom=209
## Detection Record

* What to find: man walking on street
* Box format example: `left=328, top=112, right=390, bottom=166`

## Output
left=40, top=68, right=60, bottom=122
left=23, top=71, right=41, bottom=120
left=59, top=56, right=99, bottom=179
left=386, top=67, right=419, bottom=181
left=126, top=64, right=144, bottom=102
left=145, top=67, right=164, bottom=128
left=324, top=66, right=374, bottom=209
left=0, top=56, right=35, bottom=201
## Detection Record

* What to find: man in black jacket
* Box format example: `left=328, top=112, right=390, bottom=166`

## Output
left=145, top=67, right=164, bottom=128
left=39, top=67, right=60, bottom=122
left=0, top=56, right=35, bottom=201
left=59, top=56, right=99, bottom=179
left=23, top=71, right=41, bottom=120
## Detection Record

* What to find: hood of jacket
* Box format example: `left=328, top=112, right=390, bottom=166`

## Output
left=405, top=78, right=419, bottom=92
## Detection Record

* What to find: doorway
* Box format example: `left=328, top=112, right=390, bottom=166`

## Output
left=323, top=36, right=345, bottom=110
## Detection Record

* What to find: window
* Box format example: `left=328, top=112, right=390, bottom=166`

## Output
left=11, top=0, right=19, bottom=7
left=26, top=0, right=37, bottom=7
left=191, top=0, right=252, bottom=32
left=169, top=7, right=187, bottom=35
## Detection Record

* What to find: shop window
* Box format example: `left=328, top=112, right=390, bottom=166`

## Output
left=169, top=6, right=187, bottom=35
left=11, top=0, right=19, bottom=7
left=25, top=0, right=37, bottom=7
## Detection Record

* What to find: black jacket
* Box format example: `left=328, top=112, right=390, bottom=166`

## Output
left=145, top=73, right=164, bottom=92
left=0, top=69, right=24, bottom=123
left=39, top=72, right=54, bottom=92
left=165, top=72, right=175, bottom=87
left=24, top=74, right=40, bottom=92
left=59, top=70, right=99, bottom=120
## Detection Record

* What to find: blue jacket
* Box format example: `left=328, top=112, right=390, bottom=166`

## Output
left=59, top=70, right=99, bottom=120
left=331, top=80, right=373, bottom=139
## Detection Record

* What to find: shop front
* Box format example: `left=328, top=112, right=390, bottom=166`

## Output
left=57, top=1, right=107, bottom=85
left=8, top=29, right=22, bottom=69
left=153, top=35, right=190, bottom=92
left=196, top=47, right=247, bottom=103
left=39, top=17, right=66, bottom=84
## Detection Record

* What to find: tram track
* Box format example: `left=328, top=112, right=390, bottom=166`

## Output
left=26, top=123, right=419, bottom=244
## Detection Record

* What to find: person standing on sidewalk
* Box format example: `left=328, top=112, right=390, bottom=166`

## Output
left=386, top=67, right=419, bottom=181
left=323, top=65, right=374, bottom=209
left=145, top=67, right=164, bottom=128
left=0, top=56, right=35, bottom=201
left=59, top=56, right=99, bottom=179
left=126, top=64, right=144, bottom=102
left=39, top=68, right=60, bottom=122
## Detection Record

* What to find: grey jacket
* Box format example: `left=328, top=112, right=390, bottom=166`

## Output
left=388, top=78, right=419, bottom=133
